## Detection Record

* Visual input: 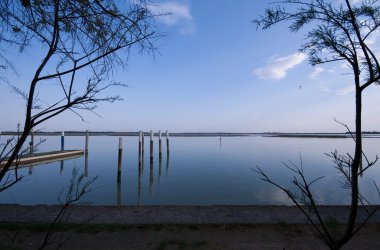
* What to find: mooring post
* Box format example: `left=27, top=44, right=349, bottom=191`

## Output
left=17, top=123, right=20, bottom=141
left=117, top=137, right=122, bottom=183
left=159, top=130, right=162, bottom=160
left=141, top=132, right=145, bottom=174
left=29, top=130, right=34, bottom=154
left=85, top=130, right=89, bottom=154
left=150, top=130, right=153, bottom=162
left=166, top=130, right=170, bottom=157
left=61, top=131, right=65, bottom=150
left=142, top=131, right=145, bottom=155
left=138, top=131, right=142, bottom=164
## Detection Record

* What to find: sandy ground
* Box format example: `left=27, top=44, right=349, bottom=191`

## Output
left=0, top=205, right=379, bottom=249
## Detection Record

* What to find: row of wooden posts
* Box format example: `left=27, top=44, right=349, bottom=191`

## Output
left=26, top=130, right=169, bottom=156
left=57, top=130, right=168, bottom=156
left=118, top=130, right=170, bottom=182
left=24, top=130, right=170, bottom=183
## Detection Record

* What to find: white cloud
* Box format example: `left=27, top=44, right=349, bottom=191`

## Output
left=148, top=2, right=195, bottom=35
left=336, top=85, right=355, bottom=96
left=253, top=53, right=307, bottom=80
left=308, top=66, right=324, bottom=80
left=338, top=0, right=361, bottom=4
left=320, top=87, right=331, bottom=92
left=327, top=67, right=336, bottom=73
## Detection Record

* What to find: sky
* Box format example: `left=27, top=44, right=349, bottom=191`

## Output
left=1, top=0, right=380, bottom=133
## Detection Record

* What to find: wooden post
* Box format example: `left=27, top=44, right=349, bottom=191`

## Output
left=159, top=130, right=162, bottom=160
left=166, top=130, right=170, bottom=157
left=138, top=131, right=142, bottom=164
left=85, top=130, right=89, bottom=154
left=141, top=132, right=144, bottom=174
left=150, top=130, right=153, bottom=162
left=117, top=137, right=122, bottom=183
left=29, top=130, right=34, bottom=154
left=61, top=131, right=65, bottom=150
left=17, top=123, right=20, bottom=141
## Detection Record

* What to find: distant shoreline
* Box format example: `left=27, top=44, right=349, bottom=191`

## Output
left=1, top=131, right=380, bottom=138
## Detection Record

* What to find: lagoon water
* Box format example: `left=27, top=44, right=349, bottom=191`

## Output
left=0, top=135, right=379, bottom=206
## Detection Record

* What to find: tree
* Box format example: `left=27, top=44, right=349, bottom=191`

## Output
left=254, top=0, right=380, bottom=249
left=0, top=0, right=159, bottom=190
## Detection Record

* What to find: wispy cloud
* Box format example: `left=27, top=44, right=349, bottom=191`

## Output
left=336, top=85, right=355, bottom=96
left=308, top=66, right=324, bottom=80
left=320, top=87, right=331, bottom=92
left=253, top=53, right=307, bottom=80
left=148, top=2, right=195, bottom=35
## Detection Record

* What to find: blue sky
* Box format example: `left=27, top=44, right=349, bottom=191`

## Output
left=1, top=0, right=380, bottom=133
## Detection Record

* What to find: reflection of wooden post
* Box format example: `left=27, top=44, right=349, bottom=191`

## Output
left=29, top=130, right=34, bottom=154
left=159, top=131, right=162, bottom=160
left=117, top=180, right=122, bottom=206
left=60, top=160, right=64, bottom=175
left=150, top=130, right=153, bottom=162
left=138, top=161, right=142, bottom=206
left=117, top=137, right=122, bottom=183
left=158, top=153, right=162, bottom=184
left=149, top=158, right=154, bottom=197
left=61, top=131, right=65, bottom=150
left=85, top=152, right=89, bottom=177
left=28, top=166, right=33, bottom=175
left=166, top=130, right=170, bottom=157
left=85, top=130, right=89, bottom=154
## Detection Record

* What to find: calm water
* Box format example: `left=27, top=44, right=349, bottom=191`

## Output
left=0, top=135, right=379, bottom=206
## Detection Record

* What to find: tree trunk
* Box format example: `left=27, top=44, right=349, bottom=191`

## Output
left=338, top=85, right=362, bottom=247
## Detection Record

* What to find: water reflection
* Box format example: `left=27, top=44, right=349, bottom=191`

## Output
left=158, top=155, right=162, bottom=184
left=60, top=160, right=64, bottom=174
left=117, top=180, right=121, bottom=206
left=137, top=161, right=142, bottom=206
left=166, top=153, right=170, bottom=177
left=84, top=153, right=88, bottom=177
left=2, top=135, right=380, bottom=206
left=149, top=159, right=154, bottom=197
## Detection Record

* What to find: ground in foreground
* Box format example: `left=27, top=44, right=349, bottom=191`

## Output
left=1, top=223, right=380, bottom=250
